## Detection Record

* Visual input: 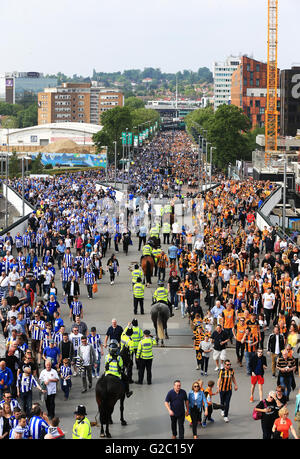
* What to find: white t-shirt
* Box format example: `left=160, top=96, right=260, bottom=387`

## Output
left=39, top=368, right=58, bottom=395
left=262, top=292, right=275, bottom=309
left=222, top=269, right=232, bottom=282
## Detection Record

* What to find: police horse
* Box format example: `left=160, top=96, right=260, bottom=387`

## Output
left=151, top=302, right=170, bottom=347
left=95, top=345, right=131, bottom=438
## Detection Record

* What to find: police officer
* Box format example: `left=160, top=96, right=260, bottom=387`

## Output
left=72, top=405, right=92, bottom=439
left=104, top=342, right=133, bottom=398
left=152, top=246, right=162, bottom=277
left=162, top=221, right=171, bottom=245
left=142, top=242, right=153, bottom=257
left=135, top=330, right=157, bottom=385
left=153, top=281, right=173, bottom=316
left=133, top=277, right=145, bottom=314
left=123, top=319, right=143, bottom=370
left=120, top=328, right=135, bottom=383
left=131, top=264, right=143, bottom=286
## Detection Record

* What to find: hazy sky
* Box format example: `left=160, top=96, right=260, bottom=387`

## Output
left=1, top=0, right=299, bottom=76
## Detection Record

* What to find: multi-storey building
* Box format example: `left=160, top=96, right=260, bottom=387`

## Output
left=213, top=56, right=241, bottom=110
left=0, top=72, right=57, bottom=104
left=38, top=83, right=123, bottom=125
left=231, top=56, right=280, bottom=129
left=280, top=66, right=300, bottom=137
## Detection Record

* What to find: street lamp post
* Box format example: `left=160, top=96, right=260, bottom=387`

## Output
left=198, top=135, right=202, bottom=192
left=283, top=153, right=287, bottom=233
left=113, top=141, right=117, bottom=189
left=210, top=147, right=216, bottom=189
left=205, top=142, right=211, bottom=183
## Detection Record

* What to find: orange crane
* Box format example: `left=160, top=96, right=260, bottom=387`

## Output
left=265, top=0, right=279, bottom=165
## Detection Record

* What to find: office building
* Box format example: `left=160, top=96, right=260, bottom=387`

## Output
left=280, top=66, right=300, bottom=137
left=213, top=56, right=241, bottom=110
left=0, top=72, right=57, bottom=103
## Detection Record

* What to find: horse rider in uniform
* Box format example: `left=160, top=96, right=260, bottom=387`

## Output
left=135, top=330, right=157, bottom=385
left=153, top=280, right=174, bottom=316
left=131, top=264, right=143, bottom=286
left=133, top=277, right=145, bottom=314
left=72, top=405, right=92, bottom=439
left=104, top=342, right=133, bottom=398
left=120, top=327, right=135, bottom=383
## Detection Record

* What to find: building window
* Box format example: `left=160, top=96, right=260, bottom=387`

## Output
left=256, top=79, right=260, bottom=87
left=255, top=100, right=260, bottom=108
left=247, top=64, right=250, bottom=72
left=256, top=64, right=260, bottom=72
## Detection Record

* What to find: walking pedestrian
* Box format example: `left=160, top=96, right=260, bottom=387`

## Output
left=217, top=359, right=238, bottom=423
left=164, top=380, right=189, bottom=440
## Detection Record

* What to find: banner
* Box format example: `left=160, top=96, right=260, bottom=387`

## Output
left=30, top=152, right=106, bottom=168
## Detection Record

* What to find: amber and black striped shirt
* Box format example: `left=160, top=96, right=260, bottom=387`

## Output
left=218, top=368, right=235, bottom=392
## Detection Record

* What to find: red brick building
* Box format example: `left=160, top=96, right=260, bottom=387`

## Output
left=231, top=56, right=280, bottom=129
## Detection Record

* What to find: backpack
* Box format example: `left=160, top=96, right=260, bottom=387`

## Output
left=252, top=400, right=267, bottom=420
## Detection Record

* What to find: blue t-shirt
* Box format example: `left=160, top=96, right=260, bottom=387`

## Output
left=43, top=346, right=60, bottom=365
left=165, top=389, right=187, bottom=417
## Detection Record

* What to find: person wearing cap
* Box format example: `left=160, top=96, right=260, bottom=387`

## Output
left=131, top=264, right=143, bottom=286
left=133, top=277, right=145, bottom=315
left=72, top=405, right=91, bottom=439
left=120, top=328, right=135, bottom=383
left=136, top=330, right=157, bottom=385
left=254, top=391, right=278, bottom=439
left=153, top=281, right=173, bottom=316
left=123, top=320, right=143, bottom=370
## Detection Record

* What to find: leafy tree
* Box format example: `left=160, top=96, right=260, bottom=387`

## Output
left=31, top=153, right=44, bottom=174
left=125, top=97, right=145, bottom=110
left=207, top=105, right=251, bottom=169
left=9, top=151, right=21, bottom=177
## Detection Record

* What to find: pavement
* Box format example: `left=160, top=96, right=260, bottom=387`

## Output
left=35, top=222, right=299, bottom=440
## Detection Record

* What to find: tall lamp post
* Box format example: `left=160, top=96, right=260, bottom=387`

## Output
left=113, top=141, right=117, bottom=189
left=21, top=155, right=31, bottom=217
left=210, top=146, right=216, bottom=189
left=205, top=142, right=211, bottom=184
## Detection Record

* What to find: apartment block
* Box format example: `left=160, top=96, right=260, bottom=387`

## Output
left=231, top=56, right=280, bottom=129
left=38, top=83, right=123, bottom=125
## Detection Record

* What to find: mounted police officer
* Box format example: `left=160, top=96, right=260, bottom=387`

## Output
left=153, top=281, right=174, bottom=317
left=104, top=342, right=133, bottom=398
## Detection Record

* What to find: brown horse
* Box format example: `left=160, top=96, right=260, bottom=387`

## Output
left=141, top=256, right=154, bottom=287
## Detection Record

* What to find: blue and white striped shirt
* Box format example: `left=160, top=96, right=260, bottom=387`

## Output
left=88, top=333, right=102, bottom=358
left=17, top=373, right=38, bottom=393
left=28, top=416, right=49, bottom=439
left=70, top=301, right=82, bottom=316
left=84, top=271, right=95, bottom=285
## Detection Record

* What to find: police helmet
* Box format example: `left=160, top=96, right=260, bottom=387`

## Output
left=158, top=280, right=165, bottom=287
left=126, top=327, right=133, bottom=337
left=109, top=341, right=119, bottom=355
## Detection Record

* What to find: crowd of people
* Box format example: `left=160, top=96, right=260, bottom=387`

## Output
left=0, top=129, right=299, bottom=439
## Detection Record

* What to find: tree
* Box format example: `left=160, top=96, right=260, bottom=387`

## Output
left=125, top=97, right=145, bottom=110
left=208, top=105, right=251, bottom=169
left=93, top=106, right=133, bottom=161
left=31, top=153, right=44, bottom=174
left=9, top=151, right=20, bottom=177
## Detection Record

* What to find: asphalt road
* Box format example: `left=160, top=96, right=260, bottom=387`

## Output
left=36, top=228, right=299, bottom=440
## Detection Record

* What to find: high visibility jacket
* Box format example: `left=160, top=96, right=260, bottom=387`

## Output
left=124, top=325, right=143, bottom=350
left=150, top=226, right=160, bottom=237
left=132, top=268, right=143, bottom=284
left=105, top=354, right=123, bottom=378
left=120, top=333, right=134, bottom=355
left=72, top=417, right=92, bottom=439
left=153, top=287, right=168, bottom=302
left=152, top=248, right=162, bottom=262
left=162, top=223, right=171, bottom=234
left=136, top=336, right=156, bottom=359
left=160, top=207, right=164, bottom=216
left=142, top=244, right=153, bottom=256
left=164, top=204, right=172, bottom=213
left=133, top=282, right=145, bottom=298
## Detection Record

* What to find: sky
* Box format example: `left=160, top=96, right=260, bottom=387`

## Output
left=0, top=0, right=299, bottom=76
